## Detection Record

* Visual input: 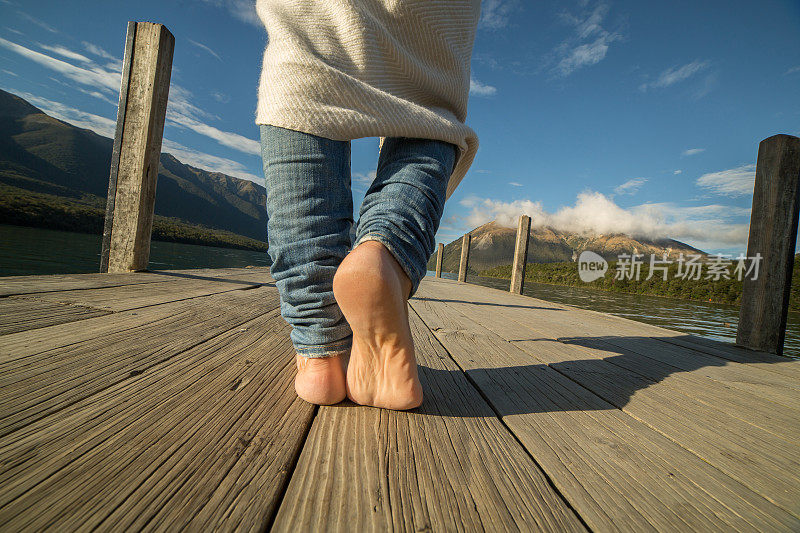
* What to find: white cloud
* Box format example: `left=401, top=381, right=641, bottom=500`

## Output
left=509, top=181, right=523, bottom=187
left=352, top=171, right=377, bottom=186
left=673, top=170, right=682, bottom=175
left=161, top=140, right=262, bottom=183
left=201, top=0, right=262, bottom=27
left=166, top=110, right=260, bottom=156
left=81, top=41, right=116, bottom=61
left=188, top=38, right=222, bottom=61
left=16, top=11, right=57, bottom=33
left=2, top=36, right=259, bottom=158
left=4, top=27, right=24, bottom=36
left=459, top=191, right=750, bottom=250
left=38, top=43, right=91, bottom=63
left=696, top=164, right=755, bottom=196
left=8, top=90, right=117, bottom=137
left=2, top=69, right=18, bottom=77
left=614, top=177, right=647, bottom=195
left=551, top=3, right=621, bottom=77
left=0, top=37, right=120, bottom=92
left=479, top=0, right=521, bottom=30
left=4, top=89, right=263, bottom=184
left=75, top=87, right=118, bottom=106
left=211, top=91, right=229, bottom=103
left=640, top=61, right=709, bottom=91
left=352, top=170, right=377, bottom=193
left=785, top=66, right=800, bottom=75
left=469, top=76, right=497, bottom=97
left=556, top=35, right=618, bottom=76
left=682, top=148, right=705, bottom=156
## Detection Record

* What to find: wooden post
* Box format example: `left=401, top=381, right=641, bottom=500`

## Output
left=736, top=134, right=800, bottom=355
left=458, top=234, right=470, bottom=283
left=100, top=22, right=175, bottom=273
left=435, top=242, right=444, bottom=278
left=510, top=215, right=531, bottom=294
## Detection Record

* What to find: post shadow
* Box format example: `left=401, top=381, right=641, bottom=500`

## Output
left=408, top=334, right=789, bottom=418
left=413, top=296, right=563, bottom=311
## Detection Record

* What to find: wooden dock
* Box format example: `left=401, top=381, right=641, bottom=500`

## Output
left=1, top=267, right=799, bottom=532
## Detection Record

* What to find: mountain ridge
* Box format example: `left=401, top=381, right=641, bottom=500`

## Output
left=0, top=88, right=267, bottom=244
left=430, top=220, right=705, bottom=273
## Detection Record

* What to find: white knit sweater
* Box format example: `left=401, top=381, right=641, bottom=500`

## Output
left=255, top=0, right=480, bottom=199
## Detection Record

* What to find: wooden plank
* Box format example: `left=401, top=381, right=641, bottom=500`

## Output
left=417, top=280, right=800, bottom=446
left=22, top=270, right=268, bottom=312
left=410, top=291, right=800, bottom=531
left=272, top=308, right=586, bottom=532
left=435, top=242, right=443, bottom=278
left=0, top=267, right=272, bottom=297
left=0, top=298, right=110, bottom=335
left=458, top=233, right=470, bottom=282
left=0, top=292, right=241, bottom=366
left=105, top=22, right=175, bottom=273
left=0, top=287, right=279, bottom=438
left=423, top=277, right=800, bottom=382
left=0, top=308, right=313, bottom=531
left=510, top=215, right=530, bottom=294
left=737, top=134, right=800, bottom=354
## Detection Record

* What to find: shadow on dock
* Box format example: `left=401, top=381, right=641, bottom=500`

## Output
left=414, top=296, right=564, bottom=311
left=411, top=334, right=783, bottom=418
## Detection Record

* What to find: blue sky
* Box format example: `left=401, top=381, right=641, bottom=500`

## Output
left=1, top=0, right=798, bottom=255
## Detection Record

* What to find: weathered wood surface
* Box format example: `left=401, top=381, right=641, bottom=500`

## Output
left=0, top=298, right=110, bottom=335
left=273, top=308, right=585, bottom=532
left=737, top=134, right=800, bottom=354
left=412, top=279, right=800, bottom=530
left=1, top=269, right=799, bottom=531
left=435, top=242, right=443, bottom=278
left=510, top=214, right=530, bottom=294
left=0, top=266, right=268, bottom=297
left=104, top=22, right=174, bottom=273
left=458, top=233, right=470, bottom=282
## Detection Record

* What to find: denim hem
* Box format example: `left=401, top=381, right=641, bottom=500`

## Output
left=353, top=233, right=422, bottom=298
left=294, top=335, right=352, bottom=358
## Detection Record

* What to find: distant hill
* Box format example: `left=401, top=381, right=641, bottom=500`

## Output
left=429, top=220, right=705, bottom=273
left=0, top=89, right=267, bottom=247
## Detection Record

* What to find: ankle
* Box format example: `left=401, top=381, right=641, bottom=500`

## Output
left=336, top=240, right=412, bottom=299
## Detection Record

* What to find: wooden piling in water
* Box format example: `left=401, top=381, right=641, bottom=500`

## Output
left=736, top=134, right=800, bottom=355
left=435, top=242, right=443, bottom=278
left=458, top=234, right=470, bottom=282
left=100, top=22, right=175, bottom=273
left=510, top=215, right=531, bottom=294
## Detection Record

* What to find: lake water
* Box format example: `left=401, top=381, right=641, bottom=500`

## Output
left=0, top=224, right=270, bottom=276
left=1, top=224, right=797, bottom=360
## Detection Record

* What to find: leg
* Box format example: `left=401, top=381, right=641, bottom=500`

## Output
left=334, top=137, right=455, bottom=410
left=261, top=124, right=353, bottom=405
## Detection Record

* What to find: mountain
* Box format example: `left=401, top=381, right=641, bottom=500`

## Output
left=0, top=89, right=267, bottom=243
left=430, top=220, right=706, bottom=274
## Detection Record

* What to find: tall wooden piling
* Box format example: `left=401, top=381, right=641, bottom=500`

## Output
left=435, top=242, right=444, bottom=278
left=510, top=215, right=531, bottom=294
left=458, top=234, right=471, bottom=282
left=100, top=22, right=175, bottom=273
left=736, top=134, right=800, bottom=355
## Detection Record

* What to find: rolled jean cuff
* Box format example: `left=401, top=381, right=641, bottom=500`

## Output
left=294, top=335, right=352, bottom=358
left=354, top=232, right=424, bottom=298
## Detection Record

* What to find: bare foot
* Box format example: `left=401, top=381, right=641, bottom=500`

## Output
left=294, top=354, right=347, bottom=405
left=333, top=240, right=423, bottom=410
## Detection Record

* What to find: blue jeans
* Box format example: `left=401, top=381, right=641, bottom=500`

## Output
left=261, top=124, right=455, bottom=358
